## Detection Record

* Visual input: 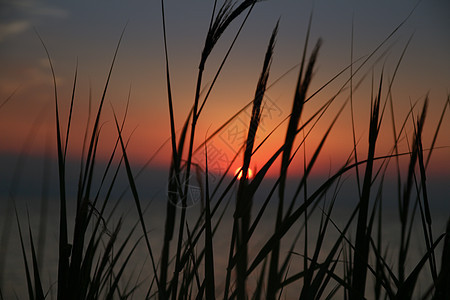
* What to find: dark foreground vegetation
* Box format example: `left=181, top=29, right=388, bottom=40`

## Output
left=1, top=1, right=449, bottom=299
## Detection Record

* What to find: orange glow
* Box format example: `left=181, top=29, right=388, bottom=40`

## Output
left=235, top=167, right=253, bottom=180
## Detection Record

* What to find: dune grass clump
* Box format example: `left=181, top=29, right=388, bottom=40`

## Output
left=1, top=0, right=450, bottom=299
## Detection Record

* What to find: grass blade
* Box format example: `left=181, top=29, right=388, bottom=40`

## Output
left=112, top=110, right=161, bottom=294
left=15, top=208, right=34, bottom=300
left=34, top=29, right=70, bottom=298
left=396, top=233, right=446, bottom=299
left=26, top=209, right=45, bottom=300
left=350, top=72, right=383, bottom=299
left=204, top=137, right=216, bottom=300
left=433, top=219, right=450, bottom=299
left=235, top=20, right=277, bottom=299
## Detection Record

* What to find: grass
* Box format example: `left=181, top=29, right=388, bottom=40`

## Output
left=1, top=0, right=450, bottom=299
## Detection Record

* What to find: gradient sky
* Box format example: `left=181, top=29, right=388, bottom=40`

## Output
left=1, top=0, right=450, bottom=179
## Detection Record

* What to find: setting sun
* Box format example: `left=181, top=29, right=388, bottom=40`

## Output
left=235, top=167, right=254, bottom=180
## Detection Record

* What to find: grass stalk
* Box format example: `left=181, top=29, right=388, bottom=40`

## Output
left=34, top=29, right=70, bottom=299
left=171, top=2, right=259, bottom=297
left=350, top=72, right=384, bottom=299
left=233, top=20, right=277, bottom=299
left=113, top=112, right=161, bottom=292
left=204, top=139, right=216, bottom=299
left=6, top=3, right=450, bottom=300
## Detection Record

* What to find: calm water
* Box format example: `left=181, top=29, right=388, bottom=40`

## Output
left=1, top=159, right=449, bottom=299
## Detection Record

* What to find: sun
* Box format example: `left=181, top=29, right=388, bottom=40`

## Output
left=235, top=167, right=254, bottom=180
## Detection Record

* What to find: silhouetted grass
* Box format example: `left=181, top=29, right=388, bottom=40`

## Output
left=2, top=1, right=450, bottom=299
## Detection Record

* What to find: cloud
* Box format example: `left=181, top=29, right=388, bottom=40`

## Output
left=0, top=20, right=31, bottom=42
left=0, top=0, right=69, bottom=42
left=14, top=0, right=69, bottom=18
left=30, top=6, right=69, bottom=18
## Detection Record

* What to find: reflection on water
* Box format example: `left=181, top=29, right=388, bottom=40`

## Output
left=1, top=172, right=449, bottom=299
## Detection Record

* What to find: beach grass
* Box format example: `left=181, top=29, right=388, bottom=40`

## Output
left=1, top=1, right=449, bottom=299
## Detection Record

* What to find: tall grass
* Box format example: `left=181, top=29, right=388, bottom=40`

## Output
left=2, top=1, right=450, bottom=299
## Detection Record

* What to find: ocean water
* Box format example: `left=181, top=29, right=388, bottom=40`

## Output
left=1, top=157, right=449, bottom=299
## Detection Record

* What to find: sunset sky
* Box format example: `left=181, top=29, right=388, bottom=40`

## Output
left=1, top=0, right=450, bottom=180
left=2, top=3, right=450, bottom=298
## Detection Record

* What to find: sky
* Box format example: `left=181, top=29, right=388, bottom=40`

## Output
left=1, top=0, right=450, bottom=181
left=0, top=1, right=450, bottom=297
